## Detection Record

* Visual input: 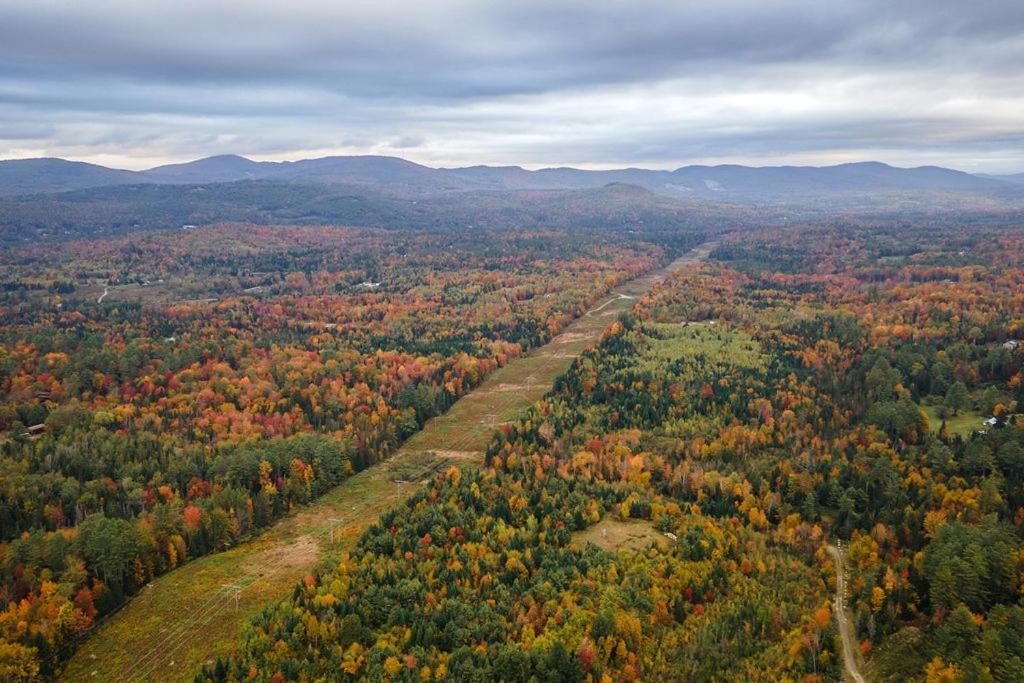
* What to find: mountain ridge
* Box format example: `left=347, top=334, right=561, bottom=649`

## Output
left=0, top=155, right=1016, bottom=199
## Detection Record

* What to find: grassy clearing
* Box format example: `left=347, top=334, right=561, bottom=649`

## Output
left=573, top=518, right=669, bottom=553
left=62, top=245, right=713, bottom=682
left=62, top=458, right=425, bottom=682
left=644, top=321, right=766, bottom=369
left=920, top=403, right=987, bottom=437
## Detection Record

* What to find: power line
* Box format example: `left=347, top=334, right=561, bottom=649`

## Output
left=123, top=454, right=447, bottom=681
left=83, top=261, right=656, bottom=680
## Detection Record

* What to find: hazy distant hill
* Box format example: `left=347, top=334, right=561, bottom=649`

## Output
left=1, top=155, right=1020, bottom=242
left=447, top=160, right=1012, bottom=199
left=142, top=154, right=266, bottom=183
left=0, top=154, right=1018, bottom=202
left=0, top=158, right=138, bottom=196
left=983, top=172, right=1024, bottom=185
left=144, top=154, right=470, bottom=192
left=0, top=180, right=753, bottom=242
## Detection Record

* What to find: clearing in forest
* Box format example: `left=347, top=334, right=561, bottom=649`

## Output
left=643, top=321, right=766, bottom=369
left=61, top=244, right=713, bottom=682
left=573, top=518, right=670, bottom=553
left=919, top=403, right=986, bottom=437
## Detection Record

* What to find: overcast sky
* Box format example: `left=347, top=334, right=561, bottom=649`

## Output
left=1, top=0, right=1023, bottom=172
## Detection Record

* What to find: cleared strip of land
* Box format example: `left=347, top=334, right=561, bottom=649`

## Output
left=62, top=243, right=712, bottom=682
left=828, top=543, right=868, bottom=683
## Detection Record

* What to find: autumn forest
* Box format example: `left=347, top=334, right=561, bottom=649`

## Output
left=0, top=204, right=1021, bottom=683
left=7, top=0, right=1024, bottom=680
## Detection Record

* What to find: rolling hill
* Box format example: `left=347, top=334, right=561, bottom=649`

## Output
left=1, top=155, right=1021, bottom=242
left=0, top=180, right=754, bottom=242
left=0, top=154, right=1018, bottom=202
left=0, top=158, right=139, bottom=196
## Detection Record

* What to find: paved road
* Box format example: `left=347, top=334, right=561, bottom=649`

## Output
left=827, top=544, right=867, bottom=683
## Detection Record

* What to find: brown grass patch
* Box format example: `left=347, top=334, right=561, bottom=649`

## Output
left=240, top=535, right=318, bottom=576
left=552, top=331, right=592, bottom=344
left=573, top=519, right=670, bottom=553
left=487, top=382, right=546, bottom=392
left=431, top=450, right=481, bottom=461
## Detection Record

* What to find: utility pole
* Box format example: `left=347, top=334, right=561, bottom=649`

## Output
left=221, top=583, right=240, bottom=610
left=328, top=518, right=342, bottom=544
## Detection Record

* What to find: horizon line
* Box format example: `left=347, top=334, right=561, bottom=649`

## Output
left=1, top=153, right=1019, bottom=177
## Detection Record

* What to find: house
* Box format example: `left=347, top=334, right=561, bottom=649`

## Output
left=25, top=424, right=46, bottom=436
left=1003, top=340, right=1020, bottom=351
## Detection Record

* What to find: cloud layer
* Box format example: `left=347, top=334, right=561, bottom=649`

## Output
left=2, top=0, right=1023, bottom=171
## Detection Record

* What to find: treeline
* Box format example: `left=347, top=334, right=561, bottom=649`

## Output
left=1, top=434, right=349, bottom=678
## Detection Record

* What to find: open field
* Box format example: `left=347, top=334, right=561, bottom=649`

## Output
left=61, top=244, right=712, bottom=682
left=920, top=403, right=986, bottom=437
left=573, top=518, right=669, bottom=553
left=644, top=321, right=766, bottom=369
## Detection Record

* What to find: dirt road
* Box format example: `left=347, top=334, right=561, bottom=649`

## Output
left=827, top=543, right=867, bottom=683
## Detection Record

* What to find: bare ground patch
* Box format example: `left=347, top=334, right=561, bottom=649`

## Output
left=431, top=449, right=482, bottom=461
left=539, top=351, right=580, bottom=359
left=552, top=331, right=592, bottom=344
left=486, top=382, right=547, bottom=392
left=240, top=535, right=318, bottom=576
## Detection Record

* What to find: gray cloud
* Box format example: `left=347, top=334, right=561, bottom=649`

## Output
left=0, top=1, right=1022, bottom=171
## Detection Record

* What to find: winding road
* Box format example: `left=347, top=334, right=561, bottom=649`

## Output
left=827, top=543, right=867, bottom=683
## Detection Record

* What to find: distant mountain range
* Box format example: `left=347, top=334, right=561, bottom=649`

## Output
left=0, top=154, right=1018, bottom=201
left=1, top=154, right=1022, bottom=243
left=981, top=172, right=1024, bottom=185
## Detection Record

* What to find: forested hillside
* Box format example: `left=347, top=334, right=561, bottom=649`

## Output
left=0, top=181, right=749, bottom=244
left=3, top=157, right=1023, bottom=243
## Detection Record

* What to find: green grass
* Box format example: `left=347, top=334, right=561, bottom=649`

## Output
left=643, top=321, right=767, bottom=369
left=920, top=403, right=986, bottom=437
